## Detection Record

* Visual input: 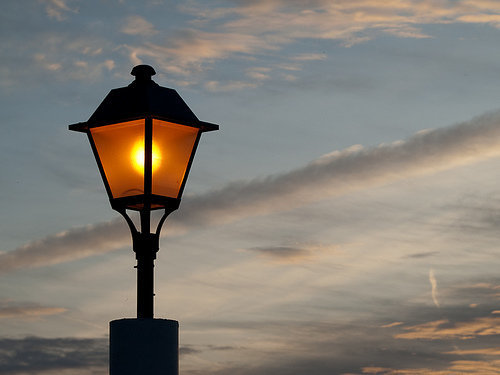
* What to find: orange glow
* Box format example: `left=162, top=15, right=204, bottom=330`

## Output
left=131, top=140, right=162, bottom=175
left=90, top=119, right=146, bottom=198
left=90, top=118, right=199, bottom=200
left=151, top=119, right=199, bottom=198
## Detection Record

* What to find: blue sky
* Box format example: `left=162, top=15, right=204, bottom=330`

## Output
left=2, top=0, right=500, bottom=374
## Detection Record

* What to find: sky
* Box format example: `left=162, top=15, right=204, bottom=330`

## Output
left=3, top=0, right=500, bottom=373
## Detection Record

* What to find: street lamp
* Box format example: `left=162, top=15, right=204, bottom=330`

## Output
left=69, top=65, right=218, bottom=374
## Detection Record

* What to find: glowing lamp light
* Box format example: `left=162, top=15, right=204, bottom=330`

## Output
left=131, top=139, right=161, bottom=175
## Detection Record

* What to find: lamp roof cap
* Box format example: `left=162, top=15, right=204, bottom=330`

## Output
left=131, top=65, right=156, bottom=80
left=68, top=65, right=219, bottom=133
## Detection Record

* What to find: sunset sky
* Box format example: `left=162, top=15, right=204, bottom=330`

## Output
left=3, top=0, right=500, bottom=374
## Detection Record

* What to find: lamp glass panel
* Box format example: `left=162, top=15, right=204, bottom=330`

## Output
left=152, top=119, right=199, bottom=198
left=90, top=119, right=145, bottom=198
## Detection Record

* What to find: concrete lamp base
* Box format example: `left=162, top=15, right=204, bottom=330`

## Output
left=109, top=318, right=179, bottom=375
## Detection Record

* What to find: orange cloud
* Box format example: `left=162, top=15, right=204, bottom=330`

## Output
left=0, top=306, right=66, bottom=319
left=445, top=347, right=500, bottom=356
left=447, top=360, right=500, bottom=373
left=362, top=362, right=500, bottom=374
left=395, top=317, right=500, bottom=340
left=381, top=321, right=404, bottom=328
left=362, top=367, right=450, bottom=374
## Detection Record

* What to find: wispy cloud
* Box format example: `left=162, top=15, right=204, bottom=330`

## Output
left=245, top=246, right=312, bottom=263
left=176, top=0, right=500, bottom=56
left=0, top=334, right=231, bottom=374
left=446, top=347, right=500, bottom=355
left=179, top=110, right=500, bottom=227
left=245, top=67, right=272, bottom=81
left=40, top=0, right=77, bottom=21
left=204, top=80, right=258, bottom=92
left=34, top=53, right=62, bottom=71
left=242, top=243, right=335, bottom=263
left=23, top=1, right=500, bottom=87
left=127, top=29, right=275, bottom=76
left=0, top=219, right=129, bottom=274
left=4, top=111, right=500, bottom=274
left=395, top=316, right=500, bottom=340
left=362, top=364, right=500, bottom=374
left=361, top=346, right=500, bottom=373
left=122, top=0, right=500, bottom=82
left=14, top=34, right=117, bottom=85
left=447, top=360, right=500, bottom=373
left=180, top=313, right=500, bottom=374
left=292, top=53, right=327, bottom=61
left=381, top=322, right=404, bottom=328
left=429, top=269, right=440, bottom=308
left=434, top=282, right=500, bottom=309
left=406, top=251, right=439, bottom=259
left=0, top=305, right=66, bottom=319
left=0, top=336, right=107, bottom=374
left=121, top=16, right=158, bottom=36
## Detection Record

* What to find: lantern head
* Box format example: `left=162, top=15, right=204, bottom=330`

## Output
left=69, top=65, right=218, bottom=213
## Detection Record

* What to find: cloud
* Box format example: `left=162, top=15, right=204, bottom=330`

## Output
left=179, top=0, right=500, bottom=53
left=292, top=53, right=327, bottom=61
left=445, top=347, right=500, bottom=356
left=40, top=0, right=77, bottom=21
left=124, top=0, right=500, bottom=80
left=243, top=243, right=334, bottom=263
left=178, top=110, right=500, bottom=227
left=34, top=53, right=62, bottom=71
left=0, top=219, right=130, bottom=274
left=180, top=344, right=240, bottom=356
left=0, top=305, right=66, bottom=319
left=169, top=275, right=500, bottom=375
left=19, top=0, right=500, bottom=88
left=1, top=32, right=117, bottom=88
left=180, top=314, right=489, bottom=375
left=405, top=251, right=439, bottom=259
left=179, top=346, right=202, bottom=356
left=245, top=246, right=311, bottom=262
left=395, top=316, right=500, bottom=340
left=0, top=335, right=219, bottom=375
left=245, top=67, right=271, bottom=81
left=361, top=364, right=500, bottom=374
left=204, top=80, right=259, bottom=92
left=436, top=282, right=500, bottom=311
left=0, top=336, right=107, bottom=374
left=443, top=193, right=500, bottom=245
left=127, top=29, right=275, bottom=76
left=121, top=16, right=158, bottom=36
left=381, top=322, right=404, bottom=328
left=429, top=269, right=440, bottom=308
left=4, top=110, right=500, bottom=274
left=447, top=360, right=500, bottom=372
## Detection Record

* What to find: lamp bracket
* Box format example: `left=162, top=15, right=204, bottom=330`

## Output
left=115, top=207, right=174, bottom=257
left=132, top=232, right=159, bottom=260
left=116, top=208, right=139, bottom=237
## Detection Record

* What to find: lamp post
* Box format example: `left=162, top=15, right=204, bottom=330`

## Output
left=69, top=65, right=218, bottom=374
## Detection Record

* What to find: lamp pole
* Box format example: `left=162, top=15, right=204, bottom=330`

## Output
left=134, top=221, right=157, bottom=319
left=69, top=65, right=218, bottom=374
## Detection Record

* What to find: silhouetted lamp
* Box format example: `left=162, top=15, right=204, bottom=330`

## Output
left=69, top=65, right=218, bottom=375
left=70, top=65, right=217, bottom=318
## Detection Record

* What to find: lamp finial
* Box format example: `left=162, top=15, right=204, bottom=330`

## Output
left=131, top=65, right=156, bottom=82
